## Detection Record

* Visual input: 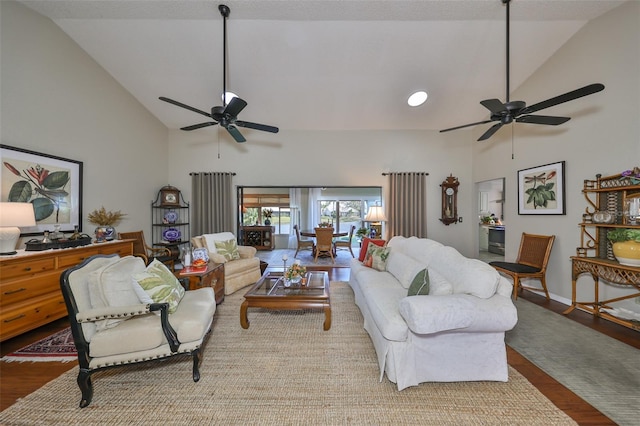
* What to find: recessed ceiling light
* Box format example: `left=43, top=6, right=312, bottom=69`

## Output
left=408, top=91, right=428, bottom=107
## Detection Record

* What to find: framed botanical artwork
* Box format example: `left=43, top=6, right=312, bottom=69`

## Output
left=518, top=161, right=565, bottom=215
left=1, top=144, right=83, bottom=235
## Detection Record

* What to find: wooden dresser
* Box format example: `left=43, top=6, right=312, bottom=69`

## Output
left=0, top=239, right=133, bottom=342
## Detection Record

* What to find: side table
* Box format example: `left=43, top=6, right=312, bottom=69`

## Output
left=175, top=262, right=225, bottom=304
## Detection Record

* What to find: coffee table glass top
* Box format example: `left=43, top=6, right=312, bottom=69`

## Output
left=247, top=271, right=327, bottom=297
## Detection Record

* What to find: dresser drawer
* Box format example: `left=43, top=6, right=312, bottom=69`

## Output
left=0, top=295, right=67, bottom=341
left=57, top=248, right=101, bottom=269
left=0, top=271, right=61, bottom=307
left=99, top=242, right=133, bottom=256
left=0, top=258, right=56, bottom=280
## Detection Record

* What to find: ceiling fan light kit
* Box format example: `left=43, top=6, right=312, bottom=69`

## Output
left=439, top=0, right=604, bottom=142
left=159, top=4, right=279, bottom=143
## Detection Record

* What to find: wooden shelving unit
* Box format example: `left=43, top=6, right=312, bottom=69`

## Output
left=241, top=226, right=275, bottom=251
left=565, top=171, right=640, bottom=330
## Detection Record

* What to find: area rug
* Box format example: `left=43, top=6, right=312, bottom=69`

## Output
left=1, top=328, right=76, bottom=363
left=257, top=248, right=356, bottom=268
left=506, top=298, right=640, bottom=426
left=0, top=283, right=575, bottom=425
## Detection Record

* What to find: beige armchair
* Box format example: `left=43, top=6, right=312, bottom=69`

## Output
left=191, top=232, right=262, bottom=295
left=60, top=254, right=215, bottom=408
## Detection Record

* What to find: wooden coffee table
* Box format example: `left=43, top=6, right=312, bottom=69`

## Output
left=240, top=270, right=331, bottom=330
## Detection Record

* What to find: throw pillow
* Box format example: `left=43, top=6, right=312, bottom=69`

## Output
left=368, top=246, right=391, bottom=272
left=132, top=259, right=186, bottom=314
left=359, top=237, right=386, bottom=262
left=407, top=269, right=429, bottom=296
left=214, top=238, right=240, bottom=261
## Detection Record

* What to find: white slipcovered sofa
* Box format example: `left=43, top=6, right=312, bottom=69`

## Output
left=349, top=236, right=518, bottom=390
left=191, top=232, right=262, bottom=295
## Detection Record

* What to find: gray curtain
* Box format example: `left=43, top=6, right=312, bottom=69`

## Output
left=190, top=172, right=234, bottom=236
left=387, top=172, right=428, bottom=238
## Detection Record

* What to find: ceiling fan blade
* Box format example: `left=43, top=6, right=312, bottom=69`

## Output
left=226, top=124, right=247, bottom=143
left=159, top=97, right=212, bottom=118
left=480, top=99, right=506, bottom=114
left=223, top=97, right=247, bottom=118
left=477, top=123, right=503, bottom=141
left=235, top=120, right=279, bottom=134
left=520, top=83, right=605, bottom=115
left=516, top=115, right=570, bottom=126
left=440, top=120, right=493, bottom=133
left=180, top=122, right=218, bottom=131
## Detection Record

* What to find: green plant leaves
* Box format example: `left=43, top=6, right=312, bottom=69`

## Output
left=525, top=182, right=556, bottom=209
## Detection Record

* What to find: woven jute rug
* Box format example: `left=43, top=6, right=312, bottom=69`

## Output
left=0, top=282, right=575, bottom=425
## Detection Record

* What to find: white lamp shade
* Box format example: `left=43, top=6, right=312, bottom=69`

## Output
left=364, top=205, right=387, bottom=223
left=0, top=203, right=36, bottom=255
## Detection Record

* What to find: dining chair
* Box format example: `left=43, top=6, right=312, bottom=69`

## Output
left=314, top=227, right=335, bottom=263
left=293, top=224, right=315, bottom=257
left=118, top=230, right=175, bottom=271
left=489, top=232, right=556, bottom=300
left=334, top=225, right=356, bottom=258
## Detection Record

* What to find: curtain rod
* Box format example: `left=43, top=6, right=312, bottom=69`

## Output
left=189, top=172, right=236, bottom=176
left=382, top=172, right=429, bottom=176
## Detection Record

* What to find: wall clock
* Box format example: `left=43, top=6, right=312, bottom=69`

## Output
left=159, top=185, right=181, bottom=207
left=440, top=175, right=459, bottom=226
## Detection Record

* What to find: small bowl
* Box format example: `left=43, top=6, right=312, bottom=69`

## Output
left=592, top=211, right=615, bottom=224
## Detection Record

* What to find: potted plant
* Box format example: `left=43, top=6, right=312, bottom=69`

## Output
left=262, top=208, right=273, bottom=225
left=88, top=206, right=126, bottom=242
left=356, top=227, right=369, bottom=240
left=606, top=228, right=640, bottom=266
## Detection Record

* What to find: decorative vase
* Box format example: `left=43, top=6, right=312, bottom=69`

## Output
left=94, top=226, right=107, bottom=243
left=612, top=241, right=640, bottom=267
left=265, top=219, right=271, bottom=225
left=289, top=275, right=301, bottom=285
left=104, top=226, right=116, bottom=241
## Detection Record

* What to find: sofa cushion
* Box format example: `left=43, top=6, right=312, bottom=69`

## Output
left=386, top=251, right=426, bottom=289
left=431, top=246, right=499, bottom=298
left=361, top=285, right=409, bottom=342
left=214, top=238, right=240, bottom=261
left=428, top=268, right=454, bottom=295
left=399, top=294, right=476, bottom=334
left=132, top=259, right=185, bottom=314
left=407, top=269, right=429, bottom=296
left=202, top=232, right=237, bottom=254
left=88, top=256, right=147, bottom=330
left=359, top=237, right=385, bottom=261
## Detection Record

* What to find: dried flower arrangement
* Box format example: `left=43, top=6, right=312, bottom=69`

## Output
left=87, top=206, right=126, bottom=226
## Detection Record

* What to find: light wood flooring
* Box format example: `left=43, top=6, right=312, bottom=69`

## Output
left=2, top=266, right=638, bottom=425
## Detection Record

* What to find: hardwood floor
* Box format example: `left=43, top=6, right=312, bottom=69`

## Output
left=2, top=266, right=637, bottom=426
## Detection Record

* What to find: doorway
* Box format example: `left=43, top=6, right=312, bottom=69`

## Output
left=476, top=178, right=505, bottom=263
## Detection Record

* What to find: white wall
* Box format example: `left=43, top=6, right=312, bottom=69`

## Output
left=167, top=127, right=477, bottom=256
left=1, top=1, right=169, bottom=242
left=473, top=1, right=640, bottom=311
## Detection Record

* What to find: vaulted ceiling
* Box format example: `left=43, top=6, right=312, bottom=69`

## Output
left=18, top=0, right=626, bottom=135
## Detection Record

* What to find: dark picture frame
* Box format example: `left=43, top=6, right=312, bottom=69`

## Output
left=1, top=144, right=83, bottom=235
left=518, top=161, right=565, bottom=215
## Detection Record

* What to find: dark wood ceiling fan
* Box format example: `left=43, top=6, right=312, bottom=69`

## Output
left=159, top=4, right=278, bottom=143
left=439, top=0, right=604, bottom=141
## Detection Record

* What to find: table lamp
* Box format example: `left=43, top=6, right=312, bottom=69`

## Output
left=0, top=202, right=36, bottom=255
left=364, top=205, right=387, bottom=238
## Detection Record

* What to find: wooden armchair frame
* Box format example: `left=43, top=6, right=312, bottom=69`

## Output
left=333, top=225, right=356, bottom=258
left=314, top=227, right=335, bottom=264
left=119, top=230, right=175, bottom=270
left=490, top=232, right=556, bottom=300
left=294, top=224, right=315, bottom=257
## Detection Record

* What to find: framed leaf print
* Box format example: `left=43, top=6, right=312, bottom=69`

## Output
left=518, top=161, right=565, bottom=215
left=1, top=144, right=83, bottom=235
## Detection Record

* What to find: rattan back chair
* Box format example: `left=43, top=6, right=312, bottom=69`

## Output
left=489, top=232, right=555, bottom=300
left=314, top=227, right=335, bottom=264
left=333, top=225, right=356, bottom=258
left=118, top=230, right=175, bottom=271
left=293, top=224, right=315, bottom=257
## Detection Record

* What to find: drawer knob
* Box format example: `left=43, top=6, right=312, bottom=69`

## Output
left=4, top=288, right=26, bottom=295
left=24, top=267, right=32, bottom=271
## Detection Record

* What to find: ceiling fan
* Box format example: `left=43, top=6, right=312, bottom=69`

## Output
left=440, top=0, right=604, bottom=142
left=159, top=4, right=278, bottom=143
